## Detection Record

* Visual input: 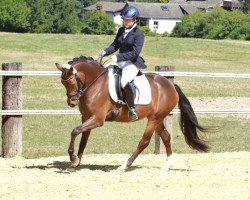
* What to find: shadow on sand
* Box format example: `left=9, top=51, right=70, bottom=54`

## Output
left=25, top=161, right=143, bottom=173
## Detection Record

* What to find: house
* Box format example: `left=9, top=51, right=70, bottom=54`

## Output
left=170, top=0, right=245, bottom=11
left=127, top=2, right=197, bottom=34
left=83, top=0, right=244, bottom=34
left=84, top=1, right=196, bottom=34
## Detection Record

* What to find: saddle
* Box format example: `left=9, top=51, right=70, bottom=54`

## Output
left=108, top=65, right=152, bottom=120
left=112, top=66, right=142, bottom=101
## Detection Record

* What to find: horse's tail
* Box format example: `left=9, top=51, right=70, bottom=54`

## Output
left=174, top=84, right=210, bottom=152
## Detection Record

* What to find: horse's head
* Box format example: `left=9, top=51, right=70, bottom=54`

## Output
left=55, top=63, right=84, bottom=107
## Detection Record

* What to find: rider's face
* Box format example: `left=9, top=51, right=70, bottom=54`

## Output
left=123, top=19, right=135, bottom=28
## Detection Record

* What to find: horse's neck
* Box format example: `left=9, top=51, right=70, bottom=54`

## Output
left=75, top=62, right=103, bottom=84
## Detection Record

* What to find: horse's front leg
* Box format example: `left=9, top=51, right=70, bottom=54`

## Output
left=68, top=115, right=103, bottom=168
left=76, top=130, right=90, bottom=166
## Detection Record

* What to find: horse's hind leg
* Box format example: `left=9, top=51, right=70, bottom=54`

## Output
left=121, top=119, right=156, bottom=171
left=155, top=122, right=173, bottom=170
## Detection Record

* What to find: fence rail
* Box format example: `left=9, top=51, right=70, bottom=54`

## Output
left=1, top=109, right=250, bottom=115
left=0, top=70, right=250, bottom=78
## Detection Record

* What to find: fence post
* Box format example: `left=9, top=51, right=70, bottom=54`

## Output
left=154, top=66, right=175, bottom=154
left=1, top=63, right=23, bottom=157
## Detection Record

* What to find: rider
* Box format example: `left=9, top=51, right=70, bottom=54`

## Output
left=99, top=6, right=147, bottom=121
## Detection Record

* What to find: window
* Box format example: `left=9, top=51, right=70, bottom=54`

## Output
left=153, top=21, right=159, bottom=29
left=161, top=5, right=169, bottom=11
left=138, top=19, right=147, bottom=26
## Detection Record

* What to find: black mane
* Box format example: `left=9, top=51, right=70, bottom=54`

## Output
left=68, top=55, right=101, bottom=66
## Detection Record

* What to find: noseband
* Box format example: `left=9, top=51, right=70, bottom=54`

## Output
left=61, top=73, right=84, bottom=99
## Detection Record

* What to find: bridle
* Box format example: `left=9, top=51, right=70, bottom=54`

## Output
left=61, top=64, right=110, bottom=100
left=61, top=73, right=85, bottom=100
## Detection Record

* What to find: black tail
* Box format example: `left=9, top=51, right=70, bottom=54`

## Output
left=174, top=84, right=210, bottom=152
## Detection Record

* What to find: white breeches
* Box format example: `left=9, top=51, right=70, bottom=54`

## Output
left=117, top=61, right=139, bottom=88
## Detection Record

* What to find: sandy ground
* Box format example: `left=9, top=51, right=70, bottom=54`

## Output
left=0, top=152, right=249, bottom=200
left=189, top=97, right=250, bottom=110
left=0, top=97, right=249, bottom=200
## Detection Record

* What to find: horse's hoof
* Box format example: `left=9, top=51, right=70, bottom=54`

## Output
left=120, top=162, right=129, bottom=172
left=70, top=156, right=80, bottom=168
left=163, top=163, right=171, bottom=171
left=163, top=161, right=173, bottom=171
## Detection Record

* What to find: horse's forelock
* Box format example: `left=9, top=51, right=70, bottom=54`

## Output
left=62, top=63, right=77, bottom=74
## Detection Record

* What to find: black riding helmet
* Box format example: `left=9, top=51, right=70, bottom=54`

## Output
left=121, top=6, right=140, bottom=20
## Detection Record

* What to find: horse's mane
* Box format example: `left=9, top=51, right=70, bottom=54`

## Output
left=68, top=55, right=102, bottom=67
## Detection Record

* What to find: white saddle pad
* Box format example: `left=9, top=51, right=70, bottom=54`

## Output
left=108, top=67, right=152, bottom=105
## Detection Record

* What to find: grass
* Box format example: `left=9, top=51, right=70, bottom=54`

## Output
left=0, top=32, right=249, bottom=158
left=22, top=115, right=250, bottom=158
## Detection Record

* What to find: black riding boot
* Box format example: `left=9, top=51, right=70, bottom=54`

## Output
left=123, top=83, right=138, bottom=121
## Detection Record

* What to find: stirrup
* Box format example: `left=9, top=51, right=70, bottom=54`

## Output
left=128, top=108, right=138, bottom=121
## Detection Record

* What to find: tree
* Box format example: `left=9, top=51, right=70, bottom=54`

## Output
left=52, top=0, right=83, bottom=33
left=80, top=0, right=98, bottom=7
left=25, top=0, right=53, bottom=33
left=26, top=0, right=82, bottom=33
left=82, top=10, right=116, bottom=35
left=0, top=0, right=31, bottom=32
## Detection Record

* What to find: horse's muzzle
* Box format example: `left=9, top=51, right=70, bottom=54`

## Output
left=67, top=98, right=78, bottom=107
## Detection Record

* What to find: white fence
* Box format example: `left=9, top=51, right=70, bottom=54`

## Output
left=1, top=109, right=250, bottom=115
left=0, top=70, right=250, bottom=78
left=1, top=70, right=250, bottom=115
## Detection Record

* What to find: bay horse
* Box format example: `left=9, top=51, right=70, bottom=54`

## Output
left=55, top=56, right=209, bottom=171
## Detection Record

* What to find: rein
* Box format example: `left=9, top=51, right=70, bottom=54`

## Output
left=79, top=66, right=109, bottom=96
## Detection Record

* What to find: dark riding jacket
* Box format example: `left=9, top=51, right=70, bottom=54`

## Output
left=104, top=26, right=147, bottom=69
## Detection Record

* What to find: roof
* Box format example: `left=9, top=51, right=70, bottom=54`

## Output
left=83, top=1, right=125, bottom=12
left=169, top=0, right=223, bottom=9
left=127, top=2, right=188, bottom=19
left=84, top=1, right=196, bottom=19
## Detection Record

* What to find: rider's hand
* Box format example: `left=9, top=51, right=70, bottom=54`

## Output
left=99, top=50, right=106, bottom=57
left=111, top=55, right=117, bottom=62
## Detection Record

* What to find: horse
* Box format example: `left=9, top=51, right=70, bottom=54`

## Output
left=55, top=56, right=210, bottom=171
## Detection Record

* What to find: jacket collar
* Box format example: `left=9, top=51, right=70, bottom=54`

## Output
left=123, top=24, right=137, bottom=38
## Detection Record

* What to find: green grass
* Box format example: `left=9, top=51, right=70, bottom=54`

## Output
left=0, top=32, right=249, bottom=158
left=0, top=33, right=249, bottom=73
left=22, top=115, right=250, bottom=158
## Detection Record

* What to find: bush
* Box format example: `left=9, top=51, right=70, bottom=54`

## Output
left=139, top=26, right=159, bottom=36
left=82, top=10, right=115, bottom=35
left=0, top=0, right=31, bottom=32
left=229, top=19, right=250, bottom=40
left=162, top=31, right=170, bottom=37
left=171, top=7, right=250, bottom=40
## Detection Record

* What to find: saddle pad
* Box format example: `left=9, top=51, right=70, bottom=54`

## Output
left=108, top=67, right=152, bottom=105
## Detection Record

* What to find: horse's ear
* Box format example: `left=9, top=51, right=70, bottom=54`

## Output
left=55, top=63, right=63, bottom=72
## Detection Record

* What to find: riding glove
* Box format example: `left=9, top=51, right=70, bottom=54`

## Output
left=99, top=50, right=106, bottom=57
left=111, top=55, right=117, bottom=62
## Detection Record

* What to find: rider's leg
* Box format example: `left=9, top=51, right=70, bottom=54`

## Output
left=120, top=62, right=139, bottom=121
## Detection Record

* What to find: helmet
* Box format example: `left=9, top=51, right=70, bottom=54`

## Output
left=121, top=6, right=140, bottom=20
